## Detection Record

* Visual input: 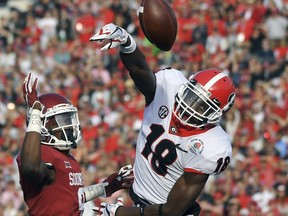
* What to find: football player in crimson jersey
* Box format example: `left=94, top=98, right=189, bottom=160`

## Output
left=90, top=23, right=236, bottom=216
left=17, top=73, right=134, bottom=216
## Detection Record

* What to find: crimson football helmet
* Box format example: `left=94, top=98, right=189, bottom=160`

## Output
left=28, top=93, right=81, bottom=150
left=173, top=68, right=236, bottom=128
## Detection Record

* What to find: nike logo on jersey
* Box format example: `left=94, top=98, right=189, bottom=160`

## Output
left=175, top=144, right=188, bottom=153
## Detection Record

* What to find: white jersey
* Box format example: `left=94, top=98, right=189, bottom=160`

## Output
left=133, top=68, right=232, bottom=204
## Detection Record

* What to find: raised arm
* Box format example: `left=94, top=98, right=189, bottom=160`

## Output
left=90, top=23, right=156, bottom=105
left=21, top=73, right=53, bottom=188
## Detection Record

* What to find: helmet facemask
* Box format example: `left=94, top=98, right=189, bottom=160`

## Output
left=173, top=80, right=223, bottom=128
left=41, top=103, right=81, bottom=150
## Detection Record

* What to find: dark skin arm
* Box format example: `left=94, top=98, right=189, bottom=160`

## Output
left=120, top=40, right=156, bottom=105
left=20, top=102, right=55, bottom=189
left=116, top=172, right=209, bottom=216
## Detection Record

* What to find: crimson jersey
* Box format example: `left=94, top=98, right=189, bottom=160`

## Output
left=132, top=68, right=232, bottom=204
left=16, top=145, right=84, bottom=216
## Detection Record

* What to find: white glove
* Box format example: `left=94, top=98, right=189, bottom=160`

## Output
left=93, top=197, right=124, bottom=216
left=117, top=164, right=133, bottom=180
left=90, top=23, right=128, bottom=51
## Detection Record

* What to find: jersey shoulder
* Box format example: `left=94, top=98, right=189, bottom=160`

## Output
left=199, top=126, right=232, bottom=157
left=155, top=68, right=187, bottom=86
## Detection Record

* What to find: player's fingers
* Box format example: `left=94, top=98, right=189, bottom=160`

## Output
left=27, top=73, right=32, bottom=90
left=26, top=94, right=29, bottom=104
left=90, top=33, right=108, bottom=41
left=118, top=164, right=133, bottom=177
left=100, top=41, right=113, bottom=51
left=27, top=73, right=32, bottom=82
left=92, top=207, right=100, bottom=212
left=23, top=74, right=30, bottom=93
left=27, top=73, right=34, bottom=93
left=22, top=80, right=27, bottom=94
left=121, top=177, right=134, bottom=188
left=117, top=197, right=124, bottom=204
left=100, top=202, right=108, bottom=208
left=122, top=176, right=134, bottom=182
left=32, top=78, right=38, bottom=90
left=90, top=23, right=116, bottom=41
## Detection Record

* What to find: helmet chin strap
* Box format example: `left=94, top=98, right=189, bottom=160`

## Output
left=70, top=140, right=77, bottom=149
left=61, top=132, right=77, bottom=149
left=45, top=129, right=77, bottom=150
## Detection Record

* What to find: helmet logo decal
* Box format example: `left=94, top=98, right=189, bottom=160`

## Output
left=188, top=138, right=204, bottom=155
left=158, top=105, right=169, bottom=119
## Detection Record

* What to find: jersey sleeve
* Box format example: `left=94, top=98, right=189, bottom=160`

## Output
left=183, top=152, right=226, bottom=175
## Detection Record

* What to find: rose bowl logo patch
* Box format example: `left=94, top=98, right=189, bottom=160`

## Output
left=188, top=138, right=204, bottom=155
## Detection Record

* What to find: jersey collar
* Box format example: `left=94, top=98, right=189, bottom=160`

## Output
left=169, top=113, right=215, bottom=137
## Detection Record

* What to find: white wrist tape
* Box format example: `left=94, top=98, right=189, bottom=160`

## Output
left=83, top=182, right=107, bottom=202
left=26, top=109, right=42, bottom=134
left=119, top=34, right=137, bottom=54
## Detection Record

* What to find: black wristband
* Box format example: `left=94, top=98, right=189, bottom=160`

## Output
left=158, top=204, right=163, bottom=216
left=140, top=206, right=145, bottom=216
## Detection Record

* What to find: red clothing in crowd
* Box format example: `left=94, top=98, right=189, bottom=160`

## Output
left=75, top=13, right=96, bottom=44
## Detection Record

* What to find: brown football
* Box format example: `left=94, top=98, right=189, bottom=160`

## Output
left=139, top=0, right=177, bottom=51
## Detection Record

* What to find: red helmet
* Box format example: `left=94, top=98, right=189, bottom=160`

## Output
left=173, top=68, right=236, bottom=128
left=32, top=93, right=81, bottom=150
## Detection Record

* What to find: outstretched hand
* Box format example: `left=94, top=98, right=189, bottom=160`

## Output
left=103, top=164, right=134, bottom=197
left=90, top=23, right=128, bottom=51
left=23, top=73, right=39, bottom=108
left=93, top=197, right=124, bottom=216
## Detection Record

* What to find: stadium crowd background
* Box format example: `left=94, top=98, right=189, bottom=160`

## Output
left=0, top=0, right=287, bottom=215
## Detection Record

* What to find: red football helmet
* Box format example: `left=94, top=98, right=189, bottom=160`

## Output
left=173, top=68, right=236, bottom=128
left=30, top=93, right=81, bottom=150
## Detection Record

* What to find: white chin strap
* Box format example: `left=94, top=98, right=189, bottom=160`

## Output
left=41, top=132, right=77, bottom=150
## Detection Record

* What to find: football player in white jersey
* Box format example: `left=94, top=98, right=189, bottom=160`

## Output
left=90, top=23, right=236, bottom=216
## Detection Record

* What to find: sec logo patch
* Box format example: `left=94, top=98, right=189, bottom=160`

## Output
left=158, top=105, right=169, bottom=119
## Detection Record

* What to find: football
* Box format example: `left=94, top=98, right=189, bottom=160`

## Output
left=139, top=0, right=177, bottom=51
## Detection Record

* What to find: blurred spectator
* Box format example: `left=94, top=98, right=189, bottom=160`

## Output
left=191, top=11, right=208, bottom=46
left=0, top=16, right=9, bottom=47
left=56, top=8, right=74, bottom=42
left=37, top=9, right=57, bottom=49
left=5, top=8, right=26, bottom=42
left=256, top=38, right=275, bottom=63
left=264, top=8, right=288, bottom=48
left=74, top=2, right=96, bottom=44
left=20, top=14, right=42, bottom=48
left=0, top=180, right=23, bottom=213
left=249, top=24, right=266, bottom=54
left=251, top=185, right=275, bottom=214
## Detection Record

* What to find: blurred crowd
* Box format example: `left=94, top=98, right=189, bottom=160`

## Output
left=0, top=0, right=287, bottom=215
